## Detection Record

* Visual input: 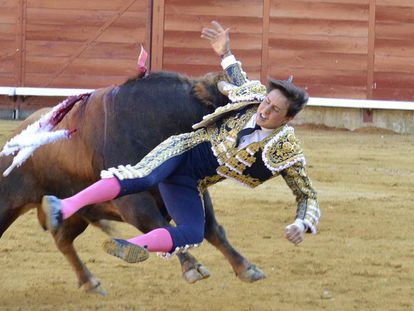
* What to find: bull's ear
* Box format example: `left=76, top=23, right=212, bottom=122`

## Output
left=193, top=72, right=229, bottom=110
left=217, top=81, right=236, bottom=96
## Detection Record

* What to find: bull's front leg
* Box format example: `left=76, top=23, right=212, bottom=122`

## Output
left=176, top=251, right=210, bottom=283
left=202, top=191, right=266, bottom=282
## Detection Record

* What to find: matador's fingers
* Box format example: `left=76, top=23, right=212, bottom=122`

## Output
left=201, top=28, right=218, bottom=39
left=285, top=224, right=304, bottom=245
left=211, top=20, right=225, bottom=32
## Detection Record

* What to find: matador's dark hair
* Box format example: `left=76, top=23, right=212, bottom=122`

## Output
left=267, top=76, right=309, bottom=118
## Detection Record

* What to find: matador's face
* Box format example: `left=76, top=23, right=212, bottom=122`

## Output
left=256, top=89, right=293, bottom=129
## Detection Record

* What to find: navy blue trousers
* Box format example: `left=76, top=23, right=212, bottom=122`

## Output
left=116, top=142, right=219, bottom=250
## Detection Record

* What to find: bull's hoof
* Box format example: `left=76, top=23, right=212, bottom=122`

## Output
left=237, top=264, right=266, bottom=283
left=80, top=278, right=108, bottom=297
left=183, top=264, right=210, bottom=284
left=85, top=283, right=108, bottom=297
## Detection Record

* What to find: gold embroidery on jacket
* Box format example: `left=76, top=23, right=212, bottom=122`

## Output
left=262, top=126, right=305, bottom=173
left=192, top=70, right=266, bottom=130
left=282, top=163, right=320, bottom=233
left=207, top=107, right=256, bottom=165
left=208, top=118, right=307, bottom=187
left=197, top=174, right=225, bottom=193
left=216, top=165, right=262, bottom=188
left=235, top=149, right=256, bottom=167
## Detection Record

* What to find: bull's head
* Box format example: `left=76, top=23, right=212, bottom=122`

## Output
left=192, top=72, right=230, bottom=111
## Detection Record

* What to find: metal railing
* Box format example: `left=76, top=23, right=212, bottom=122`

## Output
left=1, top=86, right=414, bottom=111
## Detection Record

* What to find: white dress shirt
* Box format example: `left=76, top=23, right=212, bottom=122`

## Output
left=237, top=114, right=273, bottom=150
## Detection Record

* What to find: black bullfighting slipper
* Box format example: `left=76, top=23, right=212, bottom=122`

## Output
left=41, top=195, right=63, bottom=232
left=102, top=238, right=149, bottom=263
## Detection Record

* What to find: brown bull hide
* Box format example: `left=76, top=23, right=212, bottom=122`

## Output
left=0, top=71, right=265, bottom=295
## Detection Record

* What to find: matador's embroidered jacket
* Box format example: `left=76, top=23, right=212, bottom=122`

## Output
left=102, top=56, right=320, bottom=234
left=197, top=56, right=319, bottom=233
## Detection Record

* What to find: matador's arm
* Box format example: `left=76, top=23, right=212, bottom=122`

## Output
left=280, top=162, right=321, bottom=234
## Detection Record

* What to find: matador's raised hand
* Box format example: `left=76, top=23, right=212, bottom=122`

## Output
left=201, top=21, right=231, bottom=58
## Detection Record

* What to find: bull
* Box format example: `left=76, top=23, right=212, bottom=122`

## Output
left=0, top=71, right=265, bottom=295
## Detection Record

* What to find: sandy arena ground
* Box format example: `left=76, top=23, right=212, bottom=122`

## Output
left=0, top=120, right=413, bottom=311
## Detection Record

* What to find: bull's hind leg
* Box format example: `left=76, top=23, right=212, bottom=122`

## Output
left=0, top=203, right=28, bottom=238
left=203, top=191, right=266, bottom=282
left=39, top=208, right=109, bottom=296
left=114, top=191, right=210, bottom=284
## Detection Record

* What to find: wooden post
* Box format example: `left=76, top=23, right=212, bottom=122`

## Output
left=261, top=0, right=270, bottom=84
left=150, top=0, right=165, bottom=71
left=146, top=0, right=154, bottom=68
left=367, top=0, right=376, bottom=99
left=364, top=0, right=376, bottom=122
left=16, top=0, right=27, bottom=87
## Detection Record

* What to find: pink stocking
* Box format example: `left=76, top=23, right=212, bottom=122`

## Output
left=61, top=177, right=121, bottom=219
left=127, top=228, right=173, bottom=253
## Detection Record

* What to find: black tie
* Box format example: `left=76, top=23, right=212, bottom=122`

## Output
left=235, top=124, right=261, bottom=147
